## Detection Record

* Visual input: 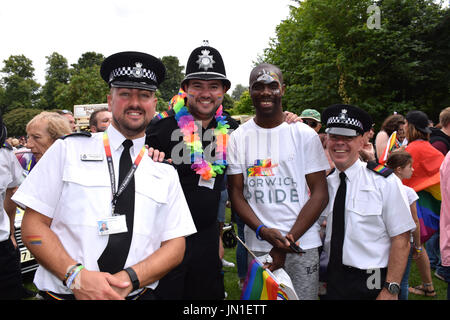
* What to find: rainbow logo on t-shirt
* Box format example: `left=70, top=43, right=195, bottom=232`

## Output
left=247, top=159, right=278, bottom=177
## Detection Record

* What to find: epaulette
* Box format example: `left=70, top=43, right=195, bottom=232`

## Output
left=59, top=132, right=92, bottom=140
left=366, top=161, right=393, bottom=177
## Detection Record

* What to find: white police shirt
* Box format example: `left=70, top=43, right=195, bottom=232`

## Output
left=322, top=159, right=416, bottom=269
left=0, top=147, right=23, bottom=241
left=12, top=125, right=196, bottom=294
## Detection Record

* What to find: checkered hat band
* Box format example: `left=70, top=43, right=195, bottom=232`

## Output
left=109, top=67, right=157, bottom=83
left=327, top=116, right=363, bottom=130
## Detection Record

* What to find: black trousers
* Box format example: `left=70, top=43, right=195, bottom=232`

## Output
left=154, top=223, right=224, bottom=300
left=39, top=288, right=156, bottom=300
left=325, top=264, right=387, bottom=300
left=0, top=238, right=24, bottom=299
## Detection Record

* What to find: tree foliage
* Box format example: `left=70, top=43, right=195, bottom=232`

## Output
left=264, top=0, right=450, bottom=126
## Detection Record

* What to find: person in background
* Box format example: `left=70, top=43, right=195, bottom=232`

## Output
left=26, top=112, right=72, bottom=162
left=402, top=110, right=444, bottom=298
left=386, top=151, right=421, bottom=300
left=0, top=115, right=32, bottom=299
left=89, top=108, right=112, bottom=133
left=300, top=109, right=322, bottom=133
left=57, top=110, right=77, bottom=132
left=375, top=114, right=406, bottom=160
left=439, top=151, right=450, bottom=299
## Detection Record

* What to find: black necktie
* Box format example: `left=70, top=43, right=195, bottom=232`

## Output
left=329, top=171, right=347, bottom=268
left=98, top=139, right=135, bottom=274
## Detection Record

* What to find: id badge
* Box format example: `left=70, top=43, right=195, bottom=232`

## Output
left=97, top=215, right=128, bottom=236
left=198, top=176, right=215, bottom=189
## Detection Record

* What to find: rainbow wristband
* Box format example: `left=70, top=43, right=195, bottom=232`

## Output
left=66, top=265, right=84, bottom=290
left=256, top=225, right=267, bottom=241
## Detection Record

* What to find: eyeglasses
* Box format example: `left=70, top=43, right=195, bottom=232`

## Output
left=60, top=109, right=73, bottom=115
left=303, top=119, right=319, bottom=128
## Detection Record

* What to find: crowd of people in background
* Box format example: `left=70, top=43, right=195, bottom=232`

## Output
left=0, top=45, right=449, bottom=301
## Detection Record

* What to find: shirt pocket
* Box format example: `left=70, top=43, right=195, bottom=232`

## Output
left=133, top=167, right=170, bottom=236
left=347, top=186, right=385, bottom=241
left=60, top=164, right=111, bottom=227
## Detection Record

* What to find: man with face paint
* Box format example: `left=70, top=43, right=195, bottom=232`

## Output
left=227, top=63, right=330, bottom=300
left=146, top=44, right=239, bottom=300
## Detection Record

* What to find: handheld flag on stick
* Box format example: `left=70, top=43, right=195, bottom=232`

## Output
left=379, top=131, right=399, bottom=165
left=234, top=233, right=298, bottom=300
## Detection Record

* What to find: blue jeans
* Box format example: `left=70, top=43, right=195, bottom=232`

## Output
left=399, top=247, right=414, bottom=300
left=427, top=232, right=444, bottom=275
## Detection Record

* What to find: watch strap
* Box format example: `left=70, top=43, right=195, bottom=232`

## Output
left=124, top=267, right=140, bottom=291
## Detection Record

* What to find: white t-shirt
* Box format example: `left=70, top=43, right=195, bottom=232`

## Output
left=227, top=119, right=330, bottom=252
left=0, top=147, right=23, bottom=241
left=12, top=125, right=196, bottom=294
left=403, top=185, right=419, bottom=205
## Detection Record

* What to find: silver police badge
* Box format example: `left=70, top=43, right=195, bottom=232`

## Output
left=132, top=62, right=143, bottom=78
left=196, top=50, right=215, bottom=71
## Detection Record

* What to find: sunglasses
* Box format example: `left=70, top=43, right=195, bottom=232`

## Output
left=303, top=119, right=319, bottom=128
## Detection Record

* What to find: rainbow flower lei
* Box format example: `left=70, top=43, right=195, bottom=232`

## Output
left=171, top=89, right=230, bottom=180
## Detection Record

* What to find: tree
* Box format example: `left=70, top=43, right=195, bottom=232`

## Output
left=71, top=52, right=105, bottom=72
left=159, top=56, right=184, bottom=101
left=231, top=90, right=254, bottom=115
left=40, top=52, right=70, bottom=109
left=54, top=65, right=109, bottom=111
left=264, top=0, right=450, bottom=126
left=231, top=84, right=248, bottom=101
left=0, top=55, right=41, bottom=114
left=2, top=107, right=42, bottom=137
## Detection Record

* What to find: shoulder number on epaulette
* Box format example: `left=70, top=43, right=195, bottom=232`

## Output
left=366, top=161, right=393, bottom=177
left=60, top=132, right=92, bottom=140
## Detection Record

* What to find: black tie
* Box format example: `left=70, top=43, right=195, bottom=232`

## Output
left=98, top=139, right=135, bottom=274
left=329, top=171, right=347, bottom=268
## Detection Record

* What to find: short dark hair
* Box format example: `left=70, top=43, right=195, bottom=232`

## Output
left=89, top=108, right=109, bottom=128
left=381, top=114, right=405, bottom=136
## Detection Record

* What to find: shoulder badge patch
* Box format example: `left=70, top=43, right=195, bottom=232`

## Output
left=366, top=161, right=393, bottom=177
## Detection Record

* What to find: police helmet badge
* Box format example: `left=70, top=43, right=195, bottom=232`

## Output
left=196, top=50, right=215, bottom=71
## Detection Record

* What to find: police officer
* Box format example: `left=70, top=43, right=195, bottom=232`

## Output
left=321, top=104, right=416, bottom=300
left=146, top=44, right=239, bottom=299
left=12, top=52, right=196, bottom=300
left=0, top=117, right=28, bottom=299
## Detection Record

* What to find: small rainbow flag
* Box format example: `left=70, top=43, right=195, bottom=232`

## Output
left=241, top=259, right=290, bottom=300
left=379, top=131, right=399, bottom=165
left=26, top=235, right=42, bottom=245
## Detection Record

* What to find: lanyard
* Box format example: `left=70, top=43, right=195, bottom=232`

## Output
left=102, top=132, right=146, bottom=213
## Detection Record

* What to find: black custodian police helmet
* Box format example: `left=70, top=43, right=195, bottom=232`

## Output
left=322, top=104, right=373, bottom=137
left=100, top=51, right=166, bottom=91
left=181, top=44, right=231, bottom=89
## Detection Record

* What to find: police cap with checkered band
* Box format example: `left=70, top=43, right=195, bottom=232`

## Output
left=322, top=104, right=373, bottom=137
left=181, top=44, right=231, bottom=89
left=100, top=51, right=166, bottom=91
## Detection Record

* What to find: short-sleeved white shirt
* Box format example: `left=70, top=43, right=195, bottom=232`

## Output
left=227, top=119, right=330, bottom=252
left=0, top=147, right=23, bottom=241
left=12, top=125, right=196, bottom=294
left=323, top=159, right=416, bottom=269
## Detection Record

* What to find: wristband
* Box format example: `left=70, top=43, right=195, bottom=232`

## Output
left=66, top=264, right=84, bottom=290
left=256, top=225, right=267, bottom=241
left=415, top=246, right=423, bottom=253
left=124, top=267, right=140, bottom=291
left=63, top=263, right=81, bottom=286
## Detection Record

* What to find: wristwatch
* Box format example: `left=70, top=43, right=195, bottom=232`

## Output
left=383, top=281, right=400, bottom=295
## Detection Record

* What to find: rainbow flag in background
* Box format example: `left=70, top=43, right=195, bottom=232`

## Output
left=379, top=131, right=400, bottom=165
left=241, top=259, right=289, bottom=300
left=416, top=184, right=441, bottom=243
